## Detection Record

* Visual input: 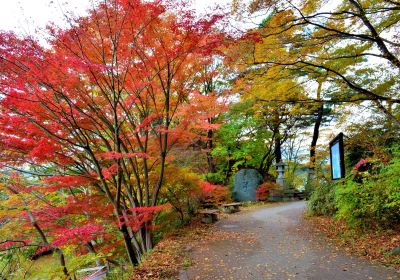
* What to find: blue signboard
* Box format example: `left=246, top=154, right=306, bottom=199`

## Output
left=329, top=133, right=345, bottom=180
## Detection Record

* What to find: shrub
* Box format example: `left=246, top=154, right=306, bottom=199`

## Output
left=256, top=182, right=279, bottom=201
left=205, top=172, right=225, bottom=185
left=160, top=166, right=202, bottom=223
left=383, top=156, right=400, bottom=211
left=307, top=181, right=337, bottom=216
left=198, top=181, right=230, bottom=205
left=336, top=179, right=387, bottom=228
left=336, top=155, right=400, bottom=229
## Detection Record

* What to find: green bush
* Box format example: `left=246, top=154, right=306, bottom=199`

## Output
left=307, top=181, right=337, bottom=216
left=336, top=155, right=400, bottom=229
left=380, top=154, right=400, bottom=211
left=204, top=172, right=225, bottom=185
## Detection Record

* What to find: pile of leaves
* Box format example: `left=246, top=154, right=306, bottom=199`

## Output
left=305, top=215, right=400, bottom=270
left=130, top=221, right=213, bottom=279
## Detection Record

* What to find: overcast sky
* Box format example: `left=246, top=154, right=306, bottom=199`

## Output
left=0, top=0, right=230, bottom=34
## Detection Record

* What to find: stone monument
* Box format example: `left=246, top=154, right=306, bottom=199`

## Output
left=274, top=162, right=295, bottom=201
left=232, top=169, right=263, bottom=202
left=276, top=162, right=285, bottom=187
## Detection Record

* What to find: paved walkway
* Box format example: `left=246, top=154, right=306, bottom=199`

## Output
left=180, top=201, right=399, bottom=280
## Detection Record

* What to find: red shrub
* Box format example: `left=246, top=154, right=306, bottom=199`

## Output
left=256, top=182, right=279, bottom=201
left=198, top=181, right=230, bottom=204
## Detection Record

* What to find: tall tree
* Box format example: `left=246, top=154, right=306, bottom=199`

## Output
left=211, top=100, right=274, bottom=181
left=237, top=0, right=400, bottom=124
left=227, top=20, right=311, bottom=174
left=0, top=0, right=224, bottom=266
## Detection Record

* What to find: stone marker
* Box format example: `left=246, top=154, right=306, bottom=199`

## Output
left=232, top=169, right=263, bottom=201
left=390, top=246, right=400, bottom=256
left=273, top=162, right=295, bottom=201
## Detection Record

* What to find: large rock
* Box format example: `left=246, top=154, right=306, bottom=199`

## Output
left=390, top=247, right=400, bottom=256
left=233, top=169, right=263, bottom=202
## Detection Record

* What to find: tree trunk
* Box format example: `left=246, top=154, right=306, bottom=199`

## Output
left=274, top=134, right=282, bottom=164
left=224, top=154, right=233, bottom=185
left=145, top=227, right=153, bottom=251
left=24, top=201, right=70, bottom=278
left=86, top=242, right=104, bottom=267
left=310, top=103, right=323, bottom=171
left=258, top=149, right=273, bottom=178
left=115, top=207, right=139, bottom=265
left=272, top=112, right=282, bottom=164
left=206, top=129, right=216, bottom=173
left=55, top=248, right=69, bottom=277
left=32, top=216, right=69, bottom=277
left=309, top=81, right=324, bottom=171
left=349, top=0, right=400, bottom=70
left=120, top=223, right=139, bottom=265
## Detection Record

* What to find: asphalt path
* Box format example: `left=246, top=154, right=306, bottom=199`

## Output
left=180, top=201, right=399, bottom=280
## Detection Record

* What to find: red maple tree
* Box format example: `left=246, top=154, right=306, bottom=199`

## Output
left=0, top=0, right=225, bottom=267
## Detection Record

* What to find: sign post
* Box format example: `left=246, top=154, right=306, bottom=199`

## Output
left=329, top=133, right=345, bottom=180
